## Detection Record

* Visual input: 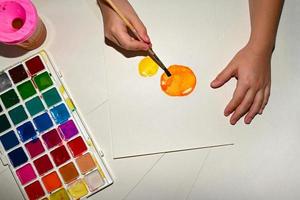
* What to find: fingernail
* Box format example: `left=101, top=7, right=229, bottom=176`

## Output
left=141, top=34, right=150, bottom=43
left=245, top=118, right=251, bottom=124
left=224, top=108, right=230, bottom=116
left=210, top=81, right=217, bottom=88
left=230, top=119, right=236, bottom=125
left=212, top=79, right=220, bottom=85
left=144, top=35, right=150, bottom=43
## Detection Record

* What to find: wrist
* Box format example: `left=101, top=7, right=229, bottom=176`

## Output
left=247, top=37, right=275, bottom=57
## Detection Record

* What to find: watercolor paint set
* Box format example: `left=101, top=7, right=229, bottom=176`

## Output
left=0, top=51, right=113, bottom=200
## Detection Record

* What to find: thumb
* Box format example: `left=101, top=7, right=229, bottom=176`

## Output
left=211, top=64, right=235, bottom=88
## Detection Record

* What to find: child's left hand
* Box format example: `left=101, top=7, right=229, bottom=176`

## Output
left=210, top=43, right=272, bottom=125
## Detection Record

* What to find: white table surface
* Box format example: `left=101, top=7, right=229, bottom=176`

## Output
left=0, top=0, right=299, bottom=200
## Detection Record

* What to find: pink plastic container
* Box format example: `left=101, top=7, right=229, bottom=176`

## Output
left=0, top=0, right=46, bottom=50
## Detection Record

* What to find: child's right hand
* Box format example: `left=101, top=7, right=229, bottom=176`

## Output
left=98, top=0, right=151, bottom=51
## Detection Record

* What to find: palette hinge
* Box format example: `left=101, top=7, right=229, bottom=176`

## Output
left=56, top=70, right=63, bottom=78
left=98, top=150, right=104, bottom=157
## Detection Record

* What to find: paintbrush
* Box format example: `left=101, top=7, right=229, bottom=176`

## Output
left=104, top=0, right=172, bottom=77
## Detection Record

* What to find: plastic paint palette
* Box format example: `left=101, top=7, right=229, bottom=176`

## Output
left=0, top=51, right=113, bottom=200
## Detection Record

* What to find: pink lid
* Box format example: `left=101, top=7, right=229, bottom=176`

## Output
left=0, top=0, right=38, bottom=44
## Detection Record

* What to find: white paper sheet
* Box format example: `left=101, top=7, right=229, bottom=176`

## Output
left=104, top=0, right=273, bottom=158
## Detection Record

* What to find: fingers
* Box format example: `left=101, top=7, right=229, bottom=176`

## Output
left=224, top=81, right=249, bottom=116
left=211, top=63, right=235, bottom=88
left=244, top=90, right=264, bottom=124
left=230, top=89, right=256, bottom=125
left=128, top=14, right=151, bottom=44
left=225, top=85, right=270, bottom=125
left=111, top=26, right=150, bottom=51
left=123, top=3, right=151, bottom=44
left=102, top=0, right=151, bottom=51
left=259, top=85, right=271, bottom=114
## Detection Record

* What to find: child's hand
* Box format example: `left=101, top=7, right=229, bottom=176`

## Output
left=211, top=44, right=271, bottom=125
left=99, top=0, right=151, bottom=51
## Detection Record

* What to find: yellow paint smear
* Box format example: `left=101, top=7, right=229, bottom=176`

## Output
left=138, top=56, right=158, bottom=77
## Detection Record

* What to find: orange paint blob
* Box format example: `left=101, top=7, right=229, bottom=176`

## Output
left=160, top=65, right=196, bottom=96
